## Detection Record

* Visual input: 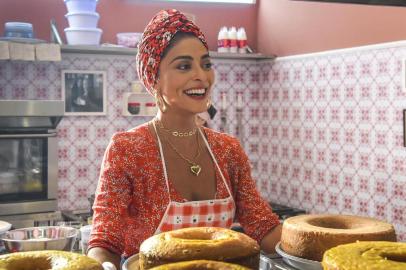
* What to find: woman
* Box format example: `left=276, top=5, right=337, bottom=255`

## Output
left=88, top=9, right=281, bottom=269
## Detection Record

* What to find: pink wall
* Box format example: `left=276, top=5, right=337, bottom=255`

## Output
left=258, top=0, right=406, bottom=56
left=0, top=0, right=257, bottom=52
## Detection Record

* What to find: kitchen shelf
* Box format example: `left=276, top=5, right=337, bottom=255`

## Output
left=60, top=44, right=275, bottom=60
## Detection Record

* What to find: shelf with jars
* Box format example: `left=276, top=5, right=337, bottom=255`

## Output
left=122, top=81, right=157, bottom=117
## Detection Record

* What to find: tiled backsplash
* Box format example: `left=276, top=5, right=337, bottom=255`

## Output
left=0, top=41, right=405, bottom=240
left=261, top=42, right=406, bottom=241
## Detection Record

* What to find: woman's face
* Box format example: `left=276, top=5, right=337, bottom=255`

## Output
left=155, top=36, right=215, bottom=115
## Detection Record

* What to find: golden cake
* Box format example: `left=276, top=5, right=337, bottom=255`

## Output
left=139, top=227, right=260, bottom=269
left=149, top=260, right=250, bottom=270
left=0, top=250, right=103, bottom=270
left=280, top=214, right=396, bottom=261
left=322, top=241, right=406, bottom=270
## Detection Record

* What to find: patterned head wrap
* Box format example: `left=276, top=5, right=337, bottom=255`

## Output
left=136, top=9, right=208, bottom=95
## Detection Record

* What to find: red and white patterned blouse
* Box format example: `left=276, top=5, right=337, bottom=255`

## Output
left=88, top=123, right=280, bottom=258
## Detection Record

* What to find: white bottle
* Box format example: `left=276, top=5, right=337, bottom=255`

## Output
left=217, top=27, right=229, bottom=53
left=237, top=27, right=248, bottom=54
left=228, top=26, right=238, bottom=53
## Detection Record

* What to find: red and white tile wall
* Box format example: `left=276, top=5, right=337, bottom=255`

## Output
left=0, top=42, right=405, bottom=240
left=254, top=44, right=406, bottom=241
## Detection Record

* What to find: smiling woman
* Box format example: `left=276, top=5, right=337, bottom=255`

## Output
left=86, top=9, right=281, bottom=270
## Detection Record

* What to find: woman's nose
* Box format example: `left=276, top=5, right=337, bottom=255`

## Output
left=193, top=65, right=207, bottom=81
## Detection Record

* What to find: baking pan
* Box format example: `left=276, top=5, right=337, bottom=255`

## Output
left=275, top=242, right=322, bottom=270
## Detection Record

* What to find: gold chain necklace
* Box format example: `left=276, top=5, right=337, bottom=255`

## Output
left=159, top=127, right=202, bottom=176
left=156, top=120, right=197, bottom=137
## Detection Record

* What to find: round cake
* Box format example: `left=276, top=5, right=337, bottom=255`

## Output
left=0, top=250, right=103, bottom=270
left=322, top=241, right=406, bottom=270
left=280, top=214, right=396, bottom=261
left=149, top=260, right=250, bottom=270
left=139, top=227, right=260, bottom=269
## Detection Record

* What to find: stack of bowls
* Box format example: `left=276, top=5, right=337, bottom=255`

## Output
left=64, top=0, right=102, bottom=45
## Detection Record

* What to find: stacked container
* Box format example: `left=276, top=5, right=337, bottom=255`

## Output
left=64, top=0, right=102, bottom=45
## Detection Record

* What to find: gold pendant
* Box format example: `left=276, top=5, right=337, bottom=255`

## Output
left=190, top=164, right=201, bottom=176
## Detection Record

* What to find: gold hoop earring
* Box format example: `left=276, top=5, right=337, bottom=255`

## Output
left=206, top=98, right=212, bottom=109
left=155, top=93, right=167, bottom=113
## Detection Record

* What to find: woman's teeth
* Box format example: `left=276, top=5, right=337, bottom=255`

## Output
left=185, top=88, right=206, bottom=96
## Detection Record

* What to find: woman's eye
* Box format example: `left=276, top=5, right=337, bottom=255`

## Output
left=203, top=62, right=213, bottom=70
left=177, top=63, right=191, bottom=70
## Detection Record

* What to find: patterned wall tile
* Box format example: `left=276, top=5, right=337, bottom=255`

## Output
left=1, top=43, right=405, bottom=240
left=264, top=44, right=406, bottom=241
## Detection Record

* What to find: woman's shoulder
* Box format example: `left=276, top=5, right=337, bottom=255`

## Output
left=204, top=128, right=241, bottom=151
left=110, top=122, right=152, bottom=147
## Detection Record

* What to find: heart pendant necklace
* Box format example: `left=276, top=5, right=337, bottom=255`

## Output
left=158, top=121, right=202, bottom=176
left=190, top=164, right=202, bottom=176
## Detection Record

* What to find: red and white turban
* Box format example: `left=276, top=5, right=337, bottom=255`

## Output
left=136, top=9, right=208, bottom=95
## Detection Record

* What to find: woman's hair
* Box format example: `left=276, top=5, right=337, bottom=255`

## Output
left=136, top=9, right=208, bottom=95
left=160, top=32, right=198, bottom=61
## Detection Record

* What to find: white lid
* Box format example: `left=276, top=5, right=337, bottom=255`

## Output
left=218, top=27, right=228, bottom=39
left=228, top=27, right=237, bottom=39
left=65, top=11, right=100, bottom=17
left=64, top=27, right=102, bottom=33
left=237, top=28, right=247, bottom=39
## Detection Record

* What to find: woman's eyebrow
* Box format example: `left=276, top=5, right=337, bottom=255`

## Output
left=170, top=55, right=193, bottom=64
left=201, top=54, right=210, bottom=60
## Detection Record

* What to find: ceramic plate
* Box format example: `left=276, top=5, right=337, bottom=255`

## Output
left=0, top=220, right=12, bottom=234
left=275, top=242, right=322, bottom=270
left=122, top=254, right=140, bottom=270
left=0, top=37, right=46, bottom=44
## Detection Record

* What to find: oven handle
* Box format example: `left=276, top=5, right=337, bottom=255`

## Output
left=0, top=133, right=57, bottom=138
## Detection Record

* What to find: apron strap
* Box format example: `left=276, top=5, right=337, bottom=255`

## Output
left=152, top=121, right=172, bottom=201
left=198, top=128, right=233, bottom=197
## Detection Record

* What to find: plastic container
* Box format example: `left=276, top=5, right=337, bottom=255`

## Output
left=127, top=102, right=140, bottom=115
left=228, top=26, right=238, bottom=53
left=80, top=225, right=92, bottom=254
left=117, top=32, right=142, bottom=48
left=64, top=27, right=102, bottom=45
left=65, top=12, right=99, bottom=28
left=4, top=22, right=34, bottom=38
left=237, top=27, right=247, bottom=54
left=217, top=26, right=229, bottom=53
left=64, top=0, right=98, bottom=13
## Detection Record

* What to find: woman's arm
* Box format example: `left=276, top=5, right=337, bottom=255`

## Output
left=225, top=137, right=281, bottom=249
left=87, top=247, right=121, bottom=270
left=260, top=224, right=282, bottom=254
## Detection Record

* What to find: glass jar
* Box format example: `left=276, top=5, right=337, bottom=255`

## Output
left=127, top=102, right=140, bottom=115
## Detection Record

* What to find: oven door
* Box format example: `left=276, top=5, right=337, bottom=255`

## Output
left=0, top=132, right=58, bottom=215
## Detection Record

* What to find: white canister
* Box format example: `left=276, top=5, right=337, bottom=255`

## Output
left=65, top=12, right=100, bottom=28
left=64, top=0, right=98, bottom=13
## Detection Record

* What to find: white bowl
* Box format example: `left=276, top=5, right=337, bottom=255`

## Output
left=64, top=0, right=98, bottom=13
left=65, top=27, right=102, bottom=45
left=65, top=12, right=99, bottom=28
